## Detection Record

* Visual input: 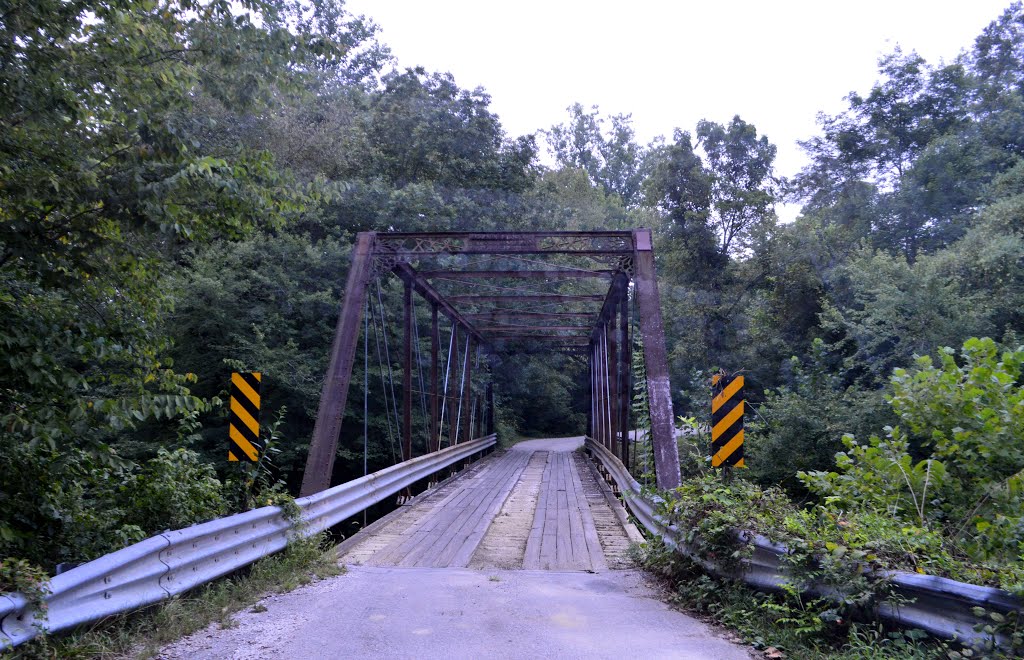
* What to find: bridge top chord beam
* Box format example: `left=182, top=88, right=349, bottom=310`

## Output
left=420, top=269, right=613, bottom=280
left=486, top=334, right=591, bottom=342
left=447, top=294, right=605, bottom=304
left=463, top=311, right=593, bottom=320
left=479, top=325, right=592, bottom=333
left=374, top=231, right=635, bottom=256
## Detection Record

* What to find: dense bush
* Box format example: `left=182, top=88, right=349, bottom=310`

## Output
left=801, top=338, right=1024, bottom=570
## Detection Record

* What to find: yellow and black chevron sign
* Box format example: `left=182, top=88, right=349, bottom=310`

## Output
left=711, top=373, right=745, bottom=468
left=228, top=372, right=262, bottom=462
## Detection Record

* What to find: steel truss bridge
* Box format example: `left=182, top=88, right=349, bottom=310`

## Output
left=2, top=231, right=1018, bottom=654
left=300, top=229, right=682, bottom=496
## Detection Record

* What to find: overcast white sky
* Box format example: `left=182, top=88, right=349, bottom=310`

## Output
left=345, top=0, right=1014, bottom=217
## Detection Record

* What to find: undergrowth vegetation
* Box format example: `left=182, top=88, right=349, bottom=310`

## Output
left=636, top=540, right=946, bottom=659
left=632, top=336, right=1024, bottom=657
left=11, top=533, right=341, bottom=659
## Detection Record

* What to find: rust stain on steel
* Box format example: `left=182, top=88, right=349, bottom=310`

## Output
left=479, top=325, right=591, bottom=333
left=632, top=228, right=682, bottom=490
left=300, top=232, right=377, bottom=497
left=375, top=231, right=635, bottom=255
left=464, top=311, right=593, bottom=319
left=486, top=335, right=591, bottom=342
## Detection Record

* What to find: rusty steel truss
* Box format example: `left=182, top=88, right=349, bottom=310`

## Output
left=299, top=230, right=682, bottom=496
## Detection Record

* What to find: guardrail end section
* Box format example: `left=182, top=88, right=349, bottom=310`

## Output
left=0, top=592, right=40, bottom=649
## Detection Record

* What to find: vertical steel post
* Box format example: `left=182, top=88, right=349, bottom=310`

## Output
left=449, top=323, right=459, bottom=446
left=463, top=336, right=473, bottom=442
left=607, top=305, right=619, bottom=457
left=585, top=346, right=594, bottom=439
left=598, top=327, right=606, bottom=448
left=618, top=286, right=631, bottom=466
left=430, top=304, right=439, bottom=452
left=632, top=228, right=682, bottom=489
left=594, top=340, right=602, bottom=445
left=600, top=321, right=607, bottom=449
left=486, top=380, right=495, bottom=435
left=402, top=278, right=413, bottom=462
left=301, top=232, right=376, bottom=496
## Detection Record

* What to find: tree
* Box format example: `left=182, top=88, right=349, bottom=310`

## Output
left=0, top=0, right=374, bottom=568
left=365, top=68, right=536, bottom=192
left=643, top=129, right=717, bottom=270
left=546, top=104, right=649, bottom=207
left=695, top=116, right=778, bottom=257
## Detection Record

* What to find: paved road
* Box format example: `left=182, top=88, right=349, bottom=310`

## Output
left=158, top=566, right=752, bottom=659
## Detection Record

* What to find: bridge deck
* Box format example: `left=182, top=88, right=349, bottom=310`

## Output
left=339, top=437, right=639, bottom=571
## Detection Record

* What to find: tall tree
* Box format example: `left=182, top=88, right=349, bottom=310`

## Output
left=546, top=103, right=648, bottom=207
left=0, top=0, right=375, bottom=567
left=696, top=116, right=778, bottom=256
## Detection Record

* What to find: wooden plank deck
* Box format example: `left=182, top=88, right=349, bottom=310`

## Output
left=523, top=451, right=607, bottom=571
left=345, top=440, right=627, bottom=571
left=368, top=449, right=530, bottom=568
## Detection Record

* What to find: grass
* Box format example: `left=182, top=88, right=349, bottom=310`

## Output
left=11, top=533, right=343, bottom=659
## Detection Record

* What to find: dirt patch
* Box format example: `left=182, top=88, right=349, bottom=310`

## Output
left=469, top=451, right=547, bottom=569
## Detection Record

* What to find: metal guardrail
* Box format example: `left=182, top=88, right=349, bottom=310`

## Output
left=0, top=435, right=496, bottom=649
left=584, top=437, right=1023, bottom=649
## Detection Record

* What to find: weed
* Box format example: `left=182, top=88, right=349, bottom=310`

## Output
left=13, top=533, right=341, bottom=659
left=636, top=539, right=948, bottom=659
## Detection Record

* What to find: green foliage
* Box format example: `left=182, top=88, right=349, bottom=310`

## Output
left=636, top=539, right=944, bottom=659
left=545, top=104, right=650, bottom=207
left=799, top=429, right=948, bottom=527
left=800, top=338, right=1024, bottom=571
left=696, top=116, right=778, bottom=257
left=34, top=533, right=342, bottom=658
left=749, top=338, right=893, bottom=491
left=0, top=558, right=50, bottom=614
left=123, top=448, right=229, bottom=534
left=0, top=0, right=374, bottom=570
left=645, top=338, right=1024, bottom=652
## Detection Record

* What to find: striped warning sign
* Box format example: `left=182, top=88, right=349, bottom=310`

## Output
left=229, top=372, right=262, bottom=462
left=711, top=373, right=744, bottom=468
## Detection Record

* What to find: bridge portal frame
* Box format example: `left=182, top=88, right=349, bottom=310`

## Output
left=299, top=229, right=681, bottom=496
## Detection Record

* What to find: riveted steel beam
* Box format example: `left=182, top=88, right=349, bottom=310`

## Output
left=421, top=270, right=613, bottom=280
